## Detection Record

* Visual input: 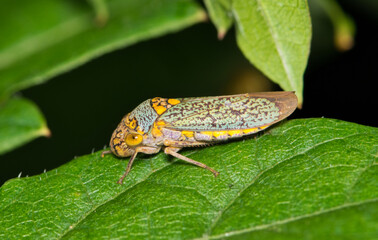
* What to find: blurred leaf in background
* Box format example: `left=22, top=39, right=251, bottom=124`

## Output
left=0, top=0, right=206, bottom=101
left=0, top=0, right=206, bottom=155
left=0, top=97, right=50, bottom=155
left=311, top=0, right=355, bottom=52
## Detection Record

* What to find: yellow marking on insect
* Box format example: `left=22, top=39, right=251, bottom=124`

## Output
left=152, top=97, right=160, bottom=102
left=152, top=97, right=167, bottom=106
left=129, top=118, right=137, bottom=129
left=227, top=130, right=242, bottom=136
left=156, top=120, right=166, bottom=126
left=182, top=130, right=194, bottom=138
left=200, top=131, right=213, bottom=137
left=113, top=138, right=121, bottom=145
left=115, top=145, right=123, bottom=153
left=243, top=128, right=258, bottom=134
left=213, top=131, right=228, bottom=138
left=259, top=125, right=269, bottom=130
left=154, top=105, right=167, bottom=115
left=152, top=102, right=161, bottom=108
left=151, top=126, right=163, bottom=137
left=136, top=126, right=144, bottom=135
left=168, top=98, right=181, bottom=105
left=124, top=113, right=130, bottom=121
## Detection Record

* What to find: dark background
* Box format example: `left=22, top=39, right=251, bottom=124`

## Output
left=1, top=1, right=377, bottom=185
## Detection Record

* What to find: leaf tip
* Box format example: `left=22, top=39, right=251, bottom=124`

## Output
left=196, top=9, right=209, bottom=23
left=40, top=126, right=52, bottom=138
left=94, top=14, right=109, bottom=27
left=297, top=95, right=303, bottom=109
left=217, top=29, right=227, bottom=40
left=335, top=31, right=354, bottom=52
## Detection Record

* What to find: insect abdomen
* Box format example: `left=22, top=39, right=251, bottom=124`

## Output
left=156, top=126, right=269, bottom=143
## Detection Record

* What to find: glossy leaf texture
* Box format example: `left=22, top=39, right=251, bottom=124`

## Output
left=0, top=0, right=205, bottom=101
left=205, top=0, right=311, bottom=105
left=0, top=97, right=50, bottom=156
left=0, top=118, right=376, bottom=239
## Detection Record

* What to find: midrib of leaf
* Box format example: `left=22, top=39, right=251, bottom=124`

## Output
left=203, top=199, right=377, bottom=240
left=255, top=0, right=295, bottom=90
left=0, top=15, right=89, bottom=70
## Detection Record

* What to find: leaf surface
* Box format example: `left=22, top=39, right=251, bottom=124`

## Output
left=234, top=0, right=311, bottom=105
left=0, top=118, right=376, bottom=239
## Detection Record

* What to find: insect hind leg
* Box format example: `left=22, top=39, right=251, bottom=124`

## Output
left=164, top=147, right=219, bottom=177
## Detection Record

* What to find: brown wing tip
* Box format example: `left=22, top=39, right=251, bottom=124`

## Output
left=273, top=92, right=298, bottom=120
left=247, top=91, right=298, bottom=120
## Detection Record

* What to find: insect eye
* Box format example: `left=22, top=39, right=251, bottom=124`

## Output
left=125, top=133, right=143, bottom=146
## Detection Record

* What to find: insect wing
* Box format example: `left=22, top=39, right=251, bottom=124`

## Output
left=158, top=92, right=297, bottom=132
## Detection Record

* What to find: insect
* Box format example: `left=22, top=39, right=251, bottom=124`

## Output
left=102, top=92, right=297, bottom=184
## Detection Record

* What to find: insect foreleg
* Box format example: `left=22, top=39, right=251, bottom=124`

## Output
left=117, top=146, right=161, bottom=184
left=117, top=150, right=139, bottom=184
left=101, top=150, right=112, bottom=158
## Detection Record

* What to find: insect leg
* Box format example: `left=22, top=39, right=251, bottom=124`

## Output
left=117, top=150, right=139, bottom=184
left=163, top=139, right=209, bottom=147
left=101, top=150, right=112, bottom=157
left=164, top=147, right=219, bottom=177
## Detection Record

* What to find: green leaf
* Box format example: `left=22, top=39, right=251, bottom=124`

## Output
left=231, top=0, right=311, bottom=105
left=204, top=0, right=233, bottom=39
left=0, top=119, right=376, bottom=239
left=204, top=0, right=311, bottom=104
left=0, top=97, right=50, bottom=155
left=87, top=0, right=110, bottom=25
left=0, top=0, right=205, bottom=101
left=314, top=0, right=356, bottom=51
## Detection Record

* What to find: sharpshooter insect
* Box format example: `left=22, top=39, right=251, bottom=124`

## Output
left=103, top=92, right=297, bottom=184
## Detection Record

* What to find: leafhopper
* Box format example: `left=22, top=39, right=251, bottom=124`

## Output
left=103, top=92, right=297, bottom=184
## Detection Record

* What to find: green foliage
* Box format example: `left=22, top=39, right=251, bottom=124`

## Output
left=0, top=2, right=372, bottom=238
left=0, top=0, right=205, bottom=101
left=314, top=0, right=355, bottom=51
left=204, top=0, right=233, bottom=38
left=0, top=0, right=204, bottom=154
left=0, top=97, right=49, bottom=155
left=0, top=0, right=312, bottom=105
left=1, top=119, right=376, bottom=239
left=205, top=0, right=311, bottom=105
left=0, top=0, right=314, bottom=154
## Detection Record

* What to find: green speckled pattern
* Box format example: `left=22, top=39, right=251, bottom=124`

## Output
left=159, top=96, right=280, bottom=131
left=129, top=99, right=157, bottom=132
